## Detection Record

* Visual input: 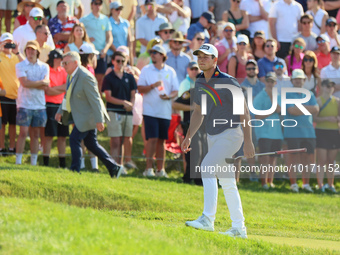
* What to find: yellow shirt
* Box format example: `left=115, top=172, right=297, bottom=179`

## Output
left=316, top=96, right=339, bottom=130
left=0, top=78, right=4, bottom=117
left=0, top=52, right=20, bottom=99
left=39, top=42, right=53, bottom=63
left=118, top=0, right=138, bottom=28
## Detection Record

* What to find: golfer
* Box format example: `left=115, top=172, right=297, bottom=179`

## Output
left=181, top=43, right=255, bottom=238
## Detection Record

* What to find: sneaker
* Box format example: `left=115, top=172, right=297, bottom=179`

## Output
left=262, top=184, right=269, bottom=190
left=290, top=183, right=299, bottom=193
left=315, top=184, right=326, bottom=193
left=269, top=183, right=275, bottom=188
left=155, top=169, right=168, bottom=178
left=326, top=185, right=337, bottom=193
left=125, top=161, right=137, bottom=169
left=302, top=184, right=314, bottom=193
left=143, top=168, right=155, bottom=177
left=109, top=164, right=124, bottom=178
left=185, top=214, right=214, bottom=231
left=220, top=227, right=248, bottom=238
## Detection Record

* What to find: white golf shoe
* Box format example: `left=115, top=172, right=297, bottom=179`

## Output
left=220, top=227, right=248, bottom=238
left=185, top=214, right=214, bottom=231
left=290, top=183, right=299, bottom=193
left=155, top=169, right=168, bottom=178
left=302, top=184, right=314, bottom=193
left=143, top=168, right=155, bottom=177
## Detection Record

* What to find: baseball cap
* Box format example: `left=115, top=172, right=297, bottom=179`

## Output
left=265, top=72, right=277, bottom=81
left=25, top=40, right=40, bottom=52
left=110, top=1, right=123, bottom=9
left=201, top=11, right=216, bottom=24
left=29, top=7, right=44, bottom=17
left=326, top=17, right=337, bottom=25
left=0, top=32, right=13, bottom=42
left=321, top=79, right=335, bottom=87
left=117, top=45, right=130, bottom=56
left=155, top=23, right=175, bottom=35
left=224, top=22, right=235, bottom=31
left=237, top=34, right=249, bottom=44
left=316, top=34, right=330, bottom=43
left=291, top=69, right=306, bottom=79
left=331, top=46, right=340, bottom=53
left=148, top=44, right=167, bottom=56
left=254, top=31, right=265, bottom=39
left=246, top=59, right=258, bottom=66
left=273, top=59, right=285, bottom=66
left=79, top=43, right=99, bottom=54
left=48, top=49, right=63, bottom=60
left=145, top=0, right=155, bottom=4
left=188, top=61, right=199, bottom=69
left=193, top=43, right=218, bottom=58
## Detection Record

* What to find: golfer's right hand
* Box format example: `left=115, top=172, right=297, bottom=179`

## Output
left=181, top=137, right=192, bottom=154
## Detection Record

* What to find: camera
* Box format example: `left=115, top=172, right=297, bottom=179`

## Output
left=4, top=43, right=16, bottom=49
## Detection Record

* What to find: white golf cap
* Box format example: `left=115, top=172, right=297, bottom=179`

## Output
left=237, top=34, right=249, bottom=44
left=193, top=43, right=218, bottom=58
left=291, top=69, right=306, bottom=79
left=29, top=7, right=44, bottom=17
left=79, top=43, right=99, bottom=54
left=0, top=32, right=13, bottom=42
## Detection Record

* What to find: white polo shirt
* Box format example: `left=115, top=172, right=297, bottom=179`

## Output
left=138, top=64, right=179, bottom=120
left=13, top=22, right=55, bottom=55
left=324, top=32, right=340, bottom=49
left=269, top=0, right=303, bottom=43
left=16, top=59, right=49, bottom=110
left=240, top=0, right=272, bottom=38
left=320, top=63, right=340, bottom=98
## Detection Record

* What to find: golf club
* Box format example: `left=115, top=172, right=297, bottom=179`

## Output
left=225, top=148, right=307, bottom=164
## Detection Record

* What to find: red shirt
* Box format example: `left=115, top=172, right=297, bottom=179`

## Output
left=16, top=15, right=27, bottom=26
left=45, top=66, right=67, bottom=104
left=317, top=52, right=331, bottom=69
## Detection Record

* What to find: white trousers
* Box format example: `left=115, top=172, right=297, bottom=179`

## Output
left=201, top=126, right=245, bottom=228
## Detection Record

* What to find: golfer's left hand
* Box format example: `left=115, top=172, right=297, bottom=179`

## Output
left=96, top=123, right=105, bottom=132
left=243, top=141, right=255, bottom=158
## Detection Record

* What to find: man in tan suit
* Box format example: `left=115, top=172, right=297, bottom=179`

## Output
left=55, top=51, right=123, bottom=177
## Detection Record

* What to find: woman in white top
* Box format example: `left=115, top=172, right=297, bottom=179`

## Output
left=306, top=0, right=328, bottom=35
left=64, top=23, right=92, bottom=53
left=302, top=50, right=321, bottom=96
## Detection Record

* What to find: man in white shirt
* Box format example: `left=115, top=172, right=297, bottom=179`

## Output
left=240, top=0, right=271, bottom=39
left=13, top=7, right=55, bottom=55
left=324, top=17, right=340, bottom=48
left=320, top=46, right=340, bottom=98
left=137, top=45, right=179, bottom=178
left=15, top=41, right=50, bottom=166
left=268, top=0, right=303, bottom=59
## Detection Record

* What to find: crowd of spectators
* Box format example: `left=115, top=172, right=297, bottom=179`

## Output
left=0, top=0, right=339, bottom=193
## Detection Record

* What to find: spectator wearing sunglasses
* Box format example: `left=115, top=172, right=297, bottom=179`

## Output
left=13, top=7, right=55, bottom=55
left=187, top=11, right=216, bottom=43
left=324, top=17, right=340, bottom=48
left=14, top=0, right=43, bottom=30
left=272, top=59, right=291, bottom=94
left=302, top=50, right=321, bottom=95
left=320, top=46, right=340, bottom=98
left=35, top=25, right=54, bottom=62
left=186, top=32, right=205, bottom=61
left=155, top=22, right=175, bottom=52
left=293, top=14, right=318, bottom=51
left=285, top=38, right=305, bottom=76
left=215, top=22, right=237, bottom=73
left=316, top=34, right=332, bottom=69
left=166, top=31, right=191, bottom=84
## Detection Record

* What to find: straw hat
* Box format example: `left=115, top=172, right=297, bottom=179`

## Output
left=17, top=0, right=43, bottom=13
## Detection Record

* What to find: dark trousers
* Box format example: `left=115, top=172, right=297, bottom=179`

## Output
left=69, top=125, right=117, bottom=172
left=277, top=42, right=291, bottom=59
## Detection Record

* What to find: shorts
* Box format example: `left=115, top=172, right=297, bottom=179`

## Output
left=95, top=56, right=107, bottom=74
left=285, top=138, right=316, bottom=154
left=143, top=115, right=170, bottom=140
left=107, top=112, right=133, bottom=137
left=45, top=103, right=69, bottom=137
left=0, top=97, right=17, bottom=125
left=258, top=138, right=282, bottom=156
left=0, top=0, right=17, bottom=10
left=16, top=108, right=47, bottom=127
left=316, top=129, right=340, bottom=150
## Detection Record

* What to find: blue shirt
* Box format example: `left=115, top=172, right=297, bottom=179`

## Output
left=194, top=67, right=242, bottom=135
left=257, top=56, right=286, bottom=78
left=190, top=0, right=209, bottom=19
left=178, top=75, right=195, bottom=97
left=253, top=90, right=283, bottom=140
left=107, top=16, right=130, bottom=56
left=166, top=51, right=191, bottom=84
left=241, top=78, right=265, bottom=99
left=136, top=14, right=168, bottom=53
left=80, top=13, right=112, bottom=52
left=283, top=91, right=317, bottom=138
left=187, top=22, right=210, bottom=43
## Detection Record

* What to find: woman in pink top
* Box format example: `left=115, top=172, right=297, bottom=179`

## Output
left=285, top=38, right=306, bottom=76
left=227, top=34, right=254, bottom=84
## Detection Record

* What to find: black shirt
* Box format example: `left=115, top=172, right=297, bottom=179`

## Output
left=102, top=71, right=137, bottom=115
left=175, top=88, right=194, bottom=123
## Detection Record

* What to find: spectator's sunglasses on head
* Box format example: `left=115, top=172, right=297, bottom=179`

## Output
left=303, top=57, right=314, bottom=62
left=238, top=42, right=247, bottom=46
left=33, top=17, right=43, bottom=21
left=294, top=44, right=304, bottom=50
left=246, top=67, right=256, bottom=71
left=224, top=29, right=234, bottom=32
left=275, top=64, right=283, bottom=69
left=317, top=39, right=326, bottom=44
left=25, top=4, right=35, bottom=8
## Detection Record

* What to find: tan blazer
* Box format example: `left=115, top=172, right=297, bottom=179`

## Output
left=58, top=65, right=110, bottom=132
